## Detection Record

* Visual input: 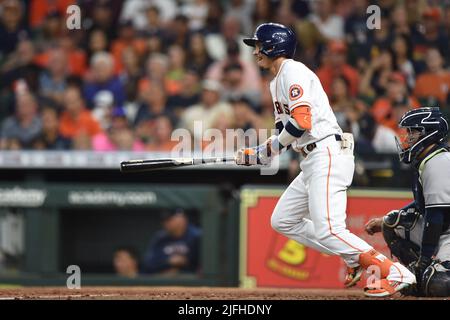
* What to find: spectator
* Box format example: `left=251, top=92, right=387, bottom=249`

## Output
left=371, top=72, right=420, bottom=132
left=391, top=5, right=411, bottom=36
left=59, top=86, right=102, bottom=140
left=414, top=48, right=450, bottom=106
left=359, top=49, right=395, bottom=98
left=1, top=40, right=42, bottom=93
left=364, top=15, right=393, bottom=62
left=91, top=91, right=115, bottom=130
left=180, top=80, right=234, bottom=138
left=205, top=40, right=261, bottom=105
left=166, top=68, right=201, bottom=119
left=120, top=0, right=178, bottom=30
left=86, top=29, right=110, bottom=61
left=28, top=0, right=74, bottom=28
left=113, top=247, right=139, bottom=278
left=180, top=0, right=209, bottom=31
left=85, top=0, right=118, bottom=43
left=203, top=0, right=224, bottom=34
left=356, top=111, right=398, bottom=154
left=35, top=35, right=88, bottom=78
left=83, top=52, right=125, bottom=109
left=294, top=17, right=326, bottom=70
left=411, top=7, right=448, bottom=65
left=92, top=107, right=144, bottom=151
left=118, top=47, right=142, bottom=119
left=316, top=40, right=360, bottom=98
left=329, top=76, right=356, bottom=132
left=134, top=84, right=170, bottom=126
left=38, top=48, right=68, bottom=105
left=146, top=115, right=178, bottom=151
left=142, top=209, right=201, bottom=275
left=0, top=0, right=29, bottom=59
left=110, top=20, right=147, bottom=74
left=137, top=53, right=169, bottom=101
left=33, top=11, right=65, bottom=52
left=185, top=32, right=214, bottom=77
left=224, top=0, right=254, bottom=36
left=230, top=97, right=264, bottom=132
left=205, top=14, right=253, bottom=63
left=166, top=44, right=186, bottom=96
left=141, top=5, right=165, bottom=35
left=220, top=61, right=260, bottom=105
left=308, top=0, right=344, bottom=41
left=391, top=34, right=415, bottom=90
left=33, top=106, right=71, bottom=150
left=166, top=14, right=191, bottom=48
left=0, top=89, right=42, bottom=149
left=344, top=0, right=370, bottom=46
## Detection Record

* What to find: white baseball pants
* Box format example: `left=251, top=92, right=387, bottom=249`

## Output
left=271, top=135, right=372, bottom=267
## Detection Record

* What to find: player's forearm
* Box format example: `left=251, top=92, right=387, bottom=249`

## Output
left=420, top=207, right=444, bottom=259
left=273, top=118, right=304, bottom=150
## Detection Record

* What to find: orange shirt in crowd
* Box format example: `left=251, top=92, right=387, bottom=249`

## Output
left=29, top=0, right=75, bottom=27
left=111, top=39, right=147, bottom=74
left=146, top=141, right=179, bottom=152
left=34, top=50, right=87, bottom=77
left=414, top=72, right=450, bottom=104
left=372, top=97, right=420, bottom=132
left=316, top=65, right=360, bottom=97
left=138, top=78, right=181, bottom=97
left=59, top=110, right=102, bottom=138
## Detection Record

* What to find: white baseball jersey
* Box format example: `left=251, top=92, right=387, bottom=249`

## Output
left=269, top=59, right=342, bottom=147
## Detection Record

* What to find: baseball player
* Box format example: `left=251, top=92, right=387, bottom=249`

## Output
left=365, top=107, right=450, bottom=296
left=236, top=22, right=415, bottom=297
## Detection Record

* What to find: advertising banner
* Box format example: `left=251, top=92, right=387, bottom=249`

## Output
left=239, top=188, right=413, bottom=288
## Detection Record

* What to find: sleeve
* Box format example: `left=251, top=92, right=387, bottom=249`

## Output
left=421, top=155, right=450, bottom=208
left=274, top=67, right=312, bottom=147
left=420, top=207, right=445, bottom=259
left=282, top=67, right=313, bottom=131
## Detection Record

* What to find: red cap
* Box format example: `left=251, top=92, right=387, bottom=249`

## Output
left=388, top=72, right=406, bottom=85
left=422, top=7, right=441, bottom=22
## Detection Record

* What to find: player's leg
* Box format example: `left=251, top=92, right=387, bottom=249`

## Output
left=304, top=143, right=415, bottom=295
left=271, top=171, right=336, bottom=256
left=305, top=145, right=372, bottom=266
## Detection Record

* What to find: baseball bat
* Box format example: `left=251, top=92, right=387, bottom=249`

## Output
left=120, top=156, right=236, bottom=173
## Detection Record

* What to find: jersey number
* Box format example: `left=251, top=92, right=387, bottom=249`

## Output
left=275, top=101, right=290, bottom=115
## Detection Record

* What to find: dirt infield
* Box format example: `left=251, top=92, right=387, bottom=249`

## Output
left=0, top=286, right=446, bottom=300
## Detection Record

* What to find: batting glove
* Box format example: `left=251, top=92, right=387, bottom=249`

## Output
left=235, top=135, right=280, bottom=166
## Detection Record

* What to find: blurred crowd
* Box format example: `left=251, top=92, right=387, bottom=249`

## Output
left=0, top=0, right=449, bottom=155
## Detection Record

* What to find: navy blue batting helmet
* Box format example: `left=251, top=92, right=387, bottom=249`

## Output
left=243, top=23, right=296, bottom=59
left=396, top=107, right=449, bottom=164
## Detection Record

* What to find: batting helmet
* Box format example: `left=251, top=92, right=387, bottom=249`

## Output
left=243, top=23, right=297, bottom=59
left=396, top=107, right=449, bottom=164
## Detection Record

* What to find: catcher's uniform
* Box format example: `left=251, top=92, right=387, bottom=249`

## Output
left=270, top=59, right=413, bottom=283
left=396, top=148, right=450, bottom=261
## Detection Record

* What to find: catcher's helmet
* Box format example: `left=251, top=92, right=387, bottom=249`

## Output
left=243, top=23, right=296, bottom=59
left=395, top=107, right=449, bottom=164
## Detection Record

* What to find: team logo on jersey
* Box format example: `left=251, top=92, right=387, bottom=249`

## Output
left=289, top=84, right=303, bottom=101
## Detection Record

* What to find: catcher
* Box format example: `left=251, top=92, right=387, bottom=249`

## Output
left=365, top=107, right=450, bottom=296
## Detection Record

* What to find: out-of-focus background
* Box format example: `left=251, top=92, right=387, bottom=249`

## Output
left=0, top=0, right=448, bottom=289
